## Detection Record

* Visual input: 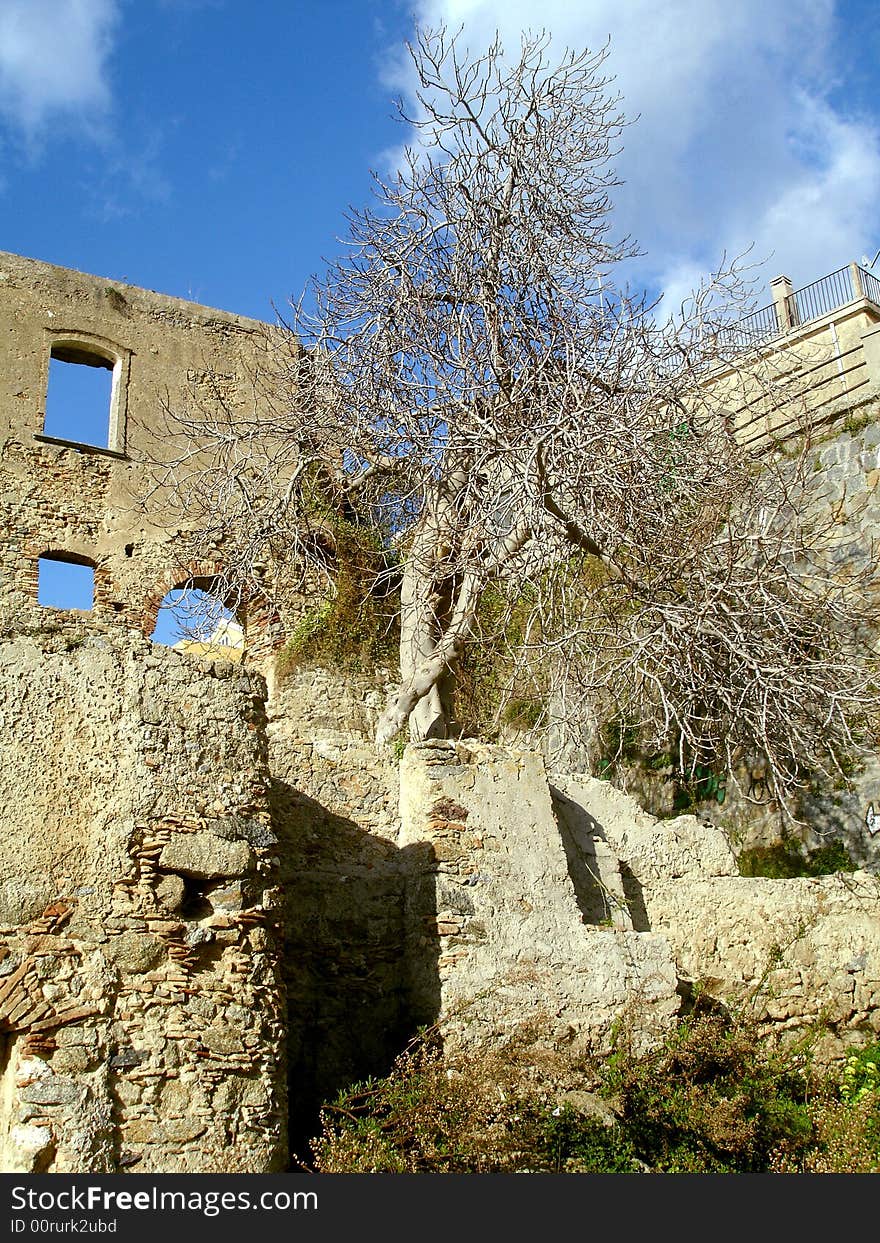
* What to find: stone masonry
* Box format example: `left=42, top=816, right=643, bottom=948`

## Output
left=398, top=740, right=681, bottom=1054
left=0, top=622, right=286, bottom=1172
left=0, top=249, right=282, bottom=649
left=3, top=252, right=880, bottom=1172
left=553, top=774, right=880, bottom=1058
left=264, top=667, right=409, bottom=1149
left=399, top=742, right=880, bottom=1061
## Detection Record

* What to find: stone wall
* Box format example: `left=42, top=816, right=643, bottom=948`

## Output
left=0, top=624, right=286, bottom=1173
left=553, top=774, right=880, bottom=1058
left=0, top=250, right=282, bottom=651
left=398, top=740, right=681, bottom=1055
left=706, top=405, right=880, bottom=868
left=3, top=629, right=879, bottom=1175
left=393, top=743, right=880, bottom=1063
left=264, top=666, right=410, bottom=1151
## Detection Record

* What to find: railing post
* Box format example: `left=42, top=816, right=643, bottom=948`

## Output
left=850, top=261, right=864, bottom=301
left=770, top=274, right=795, bottom=331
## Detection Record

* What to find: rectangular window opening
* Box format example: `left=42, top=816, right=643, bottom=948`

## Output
left=37, top=557, right=95, bottom=611
left=43, top=350, right=115, bottom=449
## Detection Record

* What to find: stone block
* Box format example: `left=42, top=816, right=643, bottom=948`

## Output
left=103, top=932, right=165, bottom=973
left=159, top=832, right=255, bottom=879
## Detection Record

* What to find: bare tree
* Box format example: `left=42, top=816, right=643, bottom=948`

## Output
left=153, top=26, right=879, bottom=806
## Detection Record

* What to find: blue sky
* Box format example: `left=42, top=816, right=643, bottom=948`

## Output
left=2, top=0, right=879, bottom=323
left=0, top=1, right=413, bottom=320
left=7, top=0, right=880, bottom=637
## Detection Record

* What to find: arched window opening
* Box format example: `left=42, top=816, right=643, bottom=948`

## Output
left=37, top=553, right=95, bottom=610
left=150, top=580, right=244, bottom=662
left=43, top=343, right=117, bottom=450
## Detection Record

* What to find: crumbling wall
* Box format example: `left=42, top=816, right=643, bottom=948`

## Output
left=3, top=636, right=879, bottom=1175
left=0, top=249, right=280, bottom=650
left=398, top=740, right=681, bottom=1054
left=0, top=624, right=286, bottom=1173
left=554, top=774, right=880, bottom=1057
left=395, top=743, right=880, bottom=1064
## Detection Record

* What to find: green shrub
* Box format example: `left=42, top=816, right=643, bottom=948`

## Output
left=500, top=697, right=543, bottom=731
left=789, top=1048, right=880, bottom=1172
left=276, top=514, right=399, bottom=676
left=602, top=1012, right=814, bottom=1172
left=529, top=1104, right=640, bottom=1173
left=308, top=1030, right=639, bottom=1174
left=807, top=839, right=856, bottom=875
left=737, top=837, right=855, bottom=879
left=309, top=1038, right=525, bottom=1173
left=307, top=1015, right=880, bottom=1174
left=451, top=581, right=545, bottom=737
left=671, top=764, right=728, bottom=811
left=840, top=1042, right=880, bottom=1105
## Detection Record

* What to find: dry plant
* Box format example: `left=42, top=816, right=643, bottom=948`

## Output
left=147, top=25, right=880, bottom=808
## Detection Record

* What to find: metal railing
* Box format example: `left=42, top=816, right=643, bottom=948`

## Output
left=861, top=266, right=880, bottom=306
left=786, top=265, right=853, bottom=325
left=721, top=302, right=781, bottom=351
left=722, top=262, right=880, bottom=352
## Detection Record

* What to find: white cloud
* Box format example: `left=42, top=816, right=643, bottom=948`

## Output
left=0, top=0, right=120, bottom=139
left=395, top=0, right=880, bottom=307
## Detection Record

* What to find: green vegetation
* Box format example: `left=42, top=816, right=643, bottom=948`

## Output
left=671, top=764, right=728, bottom=810
left=737, top=836, right=855, bottom=879
left=594, top=727, right=730, bottom=813
left=450, top=580, right=545, bottom=737
left=451, top=556, right=618, bottom=739
left=306, top=1030, right=642, bottom=1173
left=500, top=696, right=544, bottom=731
left=305, top=1015, right=880, bottom=1173
left=841, top=1044, right=880, bottom=1105
left=276, top=478, right=400, bottom=677
left=596, top=720, right=643, bottom=767
left=842, top=407, right=875, bottom=438
left=603, top=1013, right=814, bottom=1172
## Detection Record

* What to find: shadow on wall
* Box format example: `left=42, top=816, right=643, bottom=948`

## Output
left=268, top=780, right=440, bottom=1163
left=551, top=785, right=650, bottom=932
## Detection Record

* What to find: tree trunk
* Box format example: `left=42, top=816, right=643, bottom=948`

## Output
left=374, top=510, right=534, bottom=746
left=376, top=524, right=452, bottom=744
left=400, top=558, right=449, bottom=741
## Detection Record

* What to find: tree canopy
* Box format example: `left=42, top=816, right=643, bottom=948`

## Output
left=154, top=26, right=880, bottom=808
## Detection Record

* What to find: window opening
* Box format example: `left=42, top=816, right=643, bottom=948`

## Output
left=43, top=346, right=115, bottom=449
left=37, top=556, right=95, bottom=610
left=151, top=583, right=243, bottom=661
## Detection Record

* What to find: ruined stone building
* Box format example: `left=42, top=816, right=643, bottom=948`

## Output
left=1, top=251, right=879, bottom=1173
